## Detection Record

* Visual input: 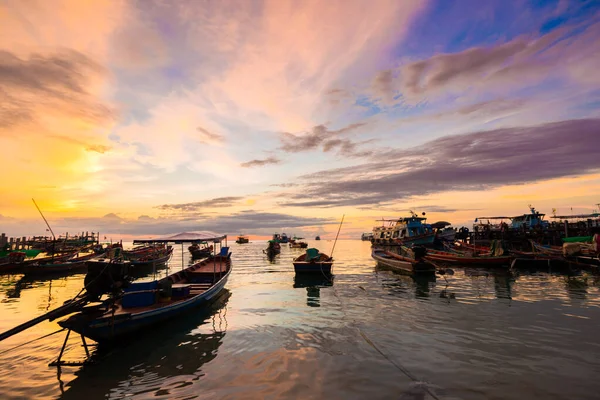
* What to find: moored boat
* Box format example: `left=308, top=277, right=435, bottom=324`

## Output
left=371, top=211, right=435, bottom=246
left=315, top=236, right=321, bottom=241
left=0, top=251, right=78, bottom=273
left=289, top=237, right=308, bottom=248
left=188, top=242, right=214, bottom=259
left=425, top=249, right=512, bottom=266
left=371, top=248, right=435, bottom=275
left=58, top=253, right=232, bottom=343
left=20, top=252, right=100, bottom=275
left=264, top=240, right=281, bottom=257
left=293, top=248, right=333, bottom=274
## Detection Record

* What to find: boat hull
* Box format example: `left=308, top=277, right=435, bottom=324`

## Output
left=293, top=262, right=333, bottom=274
left=21, top=260, right=88, bottom=275
left=372, top=249, right=435, bottom=275
left=425, top=251, right=512, bottom=266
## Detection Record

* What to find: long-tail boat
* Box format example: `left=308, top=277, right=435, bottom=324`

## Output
left=371, top=248, right=435, bottom=275
left=188, top=242, right=214, bottom=259
left=263, top=240, right=281, bottom=257
left=20, top=251, right=100, bottom=275
left=293, top=248, right=333, bottom=273
left=0, top=251, right=78, bottom=273
left=58, top=232, right=231, bottom=344
left=59, top=253, right=231, bottom=343
left=424, top=249, right=512, bottom=266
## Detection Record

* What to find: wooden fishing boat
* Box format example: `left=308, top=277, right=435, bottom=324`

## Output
left=372, top=248, right=435, bottom=275
left=293, top=249, right=333, bottom=274
left=530, top=242, right=563, bottom=256
left=21, top=252, right=100, bottom=275
left=188, top=243, right=213, bottom=259
left=263, top=241, right=281, bottom=257
left=0, top=251, right=78, bottom=273
left=289, top=241, right=308, bottom=249
left=129, top=248, right=173, bottom=266
left=425, top=249, right=512, bottom=266
left=58, top=254, right=232, bottom=343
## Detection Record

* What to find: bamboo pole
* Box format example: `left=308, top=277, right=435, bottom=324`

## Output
left=330, top=214, right=345, bottom=259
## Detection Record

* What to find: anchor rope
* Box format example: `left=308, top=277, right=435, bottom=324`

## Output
left=0, top=328, right=65, bottom=355
left=325, top=259, right=443, bottom=400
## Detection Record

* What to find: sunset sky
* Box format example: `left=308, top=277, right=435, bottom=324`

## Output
left=1, top=0, right=599, bottom=239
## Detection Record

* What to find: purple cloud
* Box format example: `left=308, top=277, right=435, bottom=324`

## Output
left=281, top=118, right=600, bottom=207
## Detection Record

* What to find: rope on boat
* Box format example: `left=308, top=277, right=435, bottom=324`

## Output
left=0, top=328, right=65, bottom=355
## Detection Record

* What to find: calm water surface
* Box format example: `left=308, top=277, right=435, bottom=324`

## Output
left=1, top=240, right=600, bottom=399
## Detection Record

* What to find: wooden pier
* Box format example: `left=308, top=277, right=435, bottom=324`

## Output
left=0, top=232, right=100, bottom=252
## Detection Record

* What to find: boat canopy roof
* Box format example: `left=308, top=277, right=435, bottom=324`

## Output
left=133, top=231, right=227, bottom=244
left=430, top=221, right=451, bottom=229
left=551, top=213, right=600, bottom=219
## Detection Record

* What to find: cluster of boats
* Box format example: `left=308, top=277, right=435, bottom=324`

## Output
left=261, top=233, right=331, bottom=273
left=0, top=231, right=232, bottom=365
left=0, top=242, right=174, bottom=276
left=368, top=209, right=600, bottom=276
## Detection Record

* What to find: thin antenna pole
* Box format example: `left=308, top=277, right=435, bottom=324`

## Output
left=330, top=214, right=345, bottom=259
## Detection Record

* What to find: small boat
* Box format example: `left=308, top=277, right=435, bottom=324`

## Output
left=289, top=237, right=308, bottom=248
left=129, top=247, right=173, bottom=266
left=425, top=249, right=512, bottom=266
left=280, top=233, right=290, bottom=244
left=0, top=251, right=78, bottom=273
left=21, top=252, right=100, bottom=275
left=290, top=241, right=308, bottom=248
left=293, top=248, right=333, bottom=274
left=315, top=236, right=321, bottom=241
left=371, top=248, right=435, bottom=275
left=188, top=243, right=214, bottom=259
left=530, top=242, right=563, bottom=257
left=58, top=253, right=232, bottom=343
left=263, top=240, right=281, bottom=257
left=235, top=235, right=249, bottom=244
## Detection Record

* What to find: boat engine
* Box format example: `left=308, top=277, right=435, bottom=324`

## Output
left=84, top=261, right=133, bottom=300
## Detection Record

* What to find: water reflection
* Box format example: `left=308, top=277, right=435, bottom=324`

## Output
left=293, top=274, right=334, bottom=307
left=376, top=269, right=437, bottom=299
left=59, top=290, right=231, bottom=400
left=564, top=275, right=589, bottom=301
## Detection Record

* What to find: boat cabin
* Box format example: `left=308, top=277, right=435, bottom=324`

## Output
left=474, top=206, right=549, bottom=232
left=372, top=212, right=432, bottom=244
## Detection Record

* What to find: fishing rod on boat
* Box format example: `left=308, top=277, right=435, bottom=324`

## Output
left=329, top=214, right=345, bottom=260
left=32, top=198, right=56, bottom=260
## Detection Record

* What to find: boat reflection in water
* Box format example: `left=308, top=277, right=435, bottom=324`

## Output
left=59, top=290, right=231, bottom=400
left=293, top=274, right=334, bottom=307
left=376, top=263, right=436, bottom=299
